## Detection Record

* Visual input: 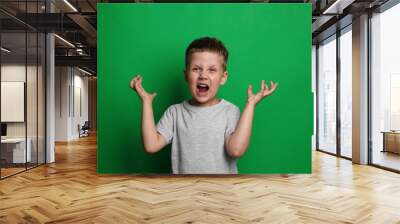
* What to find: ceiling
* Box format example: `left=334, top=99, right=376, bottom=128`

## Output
left=0, top=0, right=393, bottom=75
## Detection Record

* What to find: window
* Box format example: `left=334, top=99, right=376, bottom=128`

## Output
left=339, top=27, right=352, bottom=158
left=317, top=35, right=337, bottom=154
left=0, top=1, right=46, bottom=179
left=371, top=3, right=400, bottom=171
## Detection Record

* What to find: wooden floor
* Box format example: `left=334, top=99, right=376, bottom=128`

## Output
left=1, top=135, right=400, bottom=223
left=0, top=167, right=26, bottom=178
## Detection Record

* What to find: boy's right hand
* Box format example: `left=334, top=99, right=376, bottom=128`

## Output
left=130, top=75, right=157, bottom=103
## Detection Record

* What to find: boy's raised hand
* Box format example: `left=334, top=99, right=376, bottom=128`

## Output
left=130, top=75, right=157, bottom=103
left=247, top=80, right=278, bottom=106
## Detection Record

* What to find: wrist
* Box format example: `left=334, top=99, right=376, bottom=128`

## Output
left=142, top=98, right=153, bottom=106
left=246, top=100, right=256, bottom=108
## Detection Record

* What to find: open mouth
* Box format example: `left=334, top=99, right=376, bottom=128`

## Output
left=196, top=83, right=209, bottom=93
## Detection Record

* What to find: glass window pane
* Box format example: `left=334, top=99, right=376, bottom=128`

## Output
left=318, top=36, right=337, bottom=154
left=27, top=31, right=38, bottom=169
left=1, top=1, right=46, bottom=179
left=371, top=3, right=400, bottom=171
left=312, top=45, right=317, bottom=150
left=1, top=30, right=28, bottom=177
left=340, top=28, right=352, bottom=158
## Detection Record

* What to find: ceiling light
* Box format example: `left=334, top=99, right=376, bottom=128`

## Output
left=1, top=47, right=11, bottom=53
left=323, top=0, right=340, bottom=14
left=63, top=0, right=78, bottom=12
left=54, top=34, right=75, bottom=48
left=322, top=0, right=354, bottom=15
left=78, top=67, right=93, bottom=76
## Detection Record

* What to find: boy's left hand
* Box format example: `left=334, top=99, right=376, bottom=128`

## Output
left=247, top=80, right=278, bottom=106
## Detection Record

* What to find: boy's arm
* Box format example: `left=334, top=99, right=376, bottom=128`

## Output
left=130, top=75, right=167, bottom=153
left=225, top=102, right=254, bottom=158
left=226, top=80, right=278, bottom=158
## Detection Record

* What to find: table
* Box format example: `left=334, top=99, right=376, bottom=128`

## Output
left=1, top=138, right=32, bottom=163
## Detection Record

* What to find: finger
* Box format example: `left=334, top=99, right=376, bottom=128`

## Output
left=135, top=78, right=144, bottom=92
left=267, top=82, right=278, bottom=95
left=270, top=81, right=278, bottom=92
left=138, top=76, right=145, bottom=90
left=247, top=85, right=253, bottom=97
left=263, top=81, right=270, bottom=96
left=136, top=79, right=149, bottom=96
left=260, top=80, right=265, bottom=94
left=130, top=75, right=140, bottom=89
left=130, top=75, right=138, bottom=88
left=130, top=79, right=136, bottom=89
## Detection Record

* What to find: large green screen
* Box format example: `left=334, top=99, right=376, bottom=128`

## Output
left=98, top=3, right=312, bottom=174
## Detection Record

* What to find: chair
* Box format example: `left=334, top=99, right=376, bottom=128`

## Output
left=78, top=121, right=90, bottom=138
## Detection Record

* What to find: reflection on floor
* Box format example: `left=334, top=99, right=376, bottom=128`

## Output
left=373, top=150, right=400, bottom=171
left=0, top=163, right=40, bottom=178
left=0, top=167, right=25, bottom=178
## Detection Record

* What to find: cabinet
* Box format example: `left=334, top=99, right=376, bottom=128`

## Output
left=382, top=132, right=400, bottom=154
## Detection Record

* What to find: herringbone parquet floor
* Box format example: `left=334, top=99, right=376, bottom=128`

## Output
left=1, top=134, right=400, bottom=224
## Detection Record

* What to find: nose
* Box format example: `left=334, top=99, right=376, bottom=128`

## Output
left=199, top=71, right=207, bottom=79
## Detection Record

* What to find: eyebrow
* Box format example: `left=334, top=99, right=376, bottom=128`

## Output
left=193, top=64, right=218, bottom=68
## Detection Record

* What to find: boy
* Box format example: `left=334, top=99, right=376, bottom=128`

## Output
left=130, top=37, right=277, bottom=174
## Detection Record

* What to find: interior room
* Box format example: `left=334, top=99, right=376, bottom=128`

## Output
left=0, top=0, right=399, bottom=223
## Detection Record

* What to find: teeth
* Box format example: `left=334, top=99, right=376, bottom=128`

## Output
left=198, top=84, right=208, bottom=87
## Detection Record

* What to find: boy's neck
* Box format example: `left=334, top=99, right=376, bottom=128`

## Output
left=189, top=97, right=221, bottom=107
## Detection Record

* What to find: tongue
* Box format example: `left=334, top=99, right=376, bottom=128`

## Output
left=198, top=87, right=208, bottom=92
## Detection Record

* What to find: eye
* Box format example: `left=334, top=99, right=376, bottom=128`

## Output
left=192, top=67, right=199, bottom=72
left=209, top=68, right=216, bottom=73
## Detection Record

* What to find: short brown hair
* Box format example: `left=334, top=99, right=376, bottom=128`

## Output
left=185, top=37, right=229, bottom=71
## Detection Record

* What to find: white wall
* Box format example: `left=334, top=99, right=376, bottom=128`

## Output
left=1, top=64, right=41, bottom=137
left=55, top=66, right=70, bottom=141
left=55, top=67, right=89, bottom=141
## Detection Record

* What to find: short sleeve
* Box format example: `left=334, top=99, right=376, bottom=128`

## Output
left=156, top=106, right=175, bottom=145
left=224, top=106, right=241, bottom=140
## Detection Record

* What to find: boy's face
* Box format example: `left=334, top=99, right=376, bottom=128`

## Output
left=184, top=51, right=228, bottom=106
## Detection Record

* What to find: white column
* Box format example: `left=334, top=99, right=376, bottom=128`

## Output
left=46, top=33, right=55, bottom=163
left=352, top=14, right=369, bottom=164
left=45, top=0, right=55, bottom=163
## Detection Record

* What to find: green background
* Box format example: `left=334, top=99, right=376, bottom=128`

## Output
left=98, top=3, right=312, bottom=174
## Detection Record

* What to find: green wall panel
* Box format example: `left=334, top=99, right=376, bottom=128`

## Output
left=98, top=3, right=312, bottom=174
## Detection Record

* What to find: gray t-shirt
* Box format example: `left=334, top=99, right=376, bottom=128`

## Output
left=156, top=99, right=241, bottom=174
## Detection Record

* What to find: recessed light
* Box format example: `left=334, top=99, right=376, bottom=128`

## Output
left=1, top=47, right=11, bottom=53
left=63, top=0, right=78, bottom=12
left=77, top=67, right=93, bottom=76
left=54, top=34, right=75, bottom=48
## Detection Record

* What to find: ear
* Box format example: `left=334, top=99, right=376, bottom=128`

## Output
left=220, top=71, right=228, bottom=85
left=184, top=69, right=188, bottom=83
